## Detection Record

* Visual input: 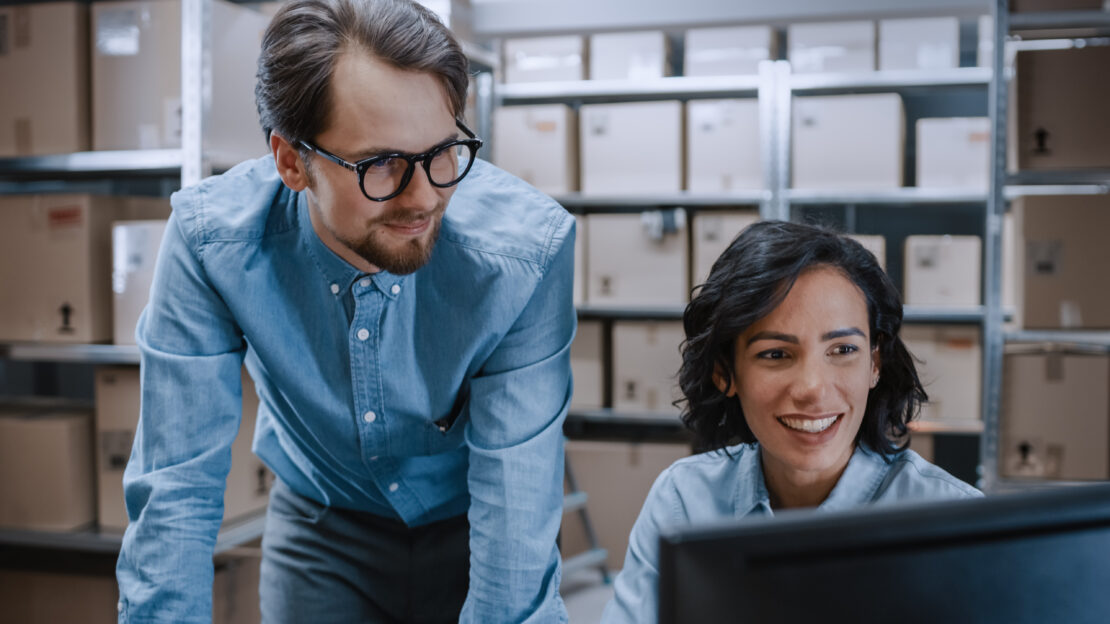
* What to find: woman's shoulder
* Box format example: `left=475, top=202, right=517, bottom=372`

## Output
left=648, top=443, right=763, bottom=523
left=876, top=448, right=983, bottom=502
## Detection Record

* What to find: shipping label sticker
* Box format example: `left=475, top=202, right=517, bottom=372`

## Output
left=47, top=205, right=84, bottom=229
left=100, top=430, right=135, bottom=471
left=96, top=8, right=140, bottom=56
left=914, top=244, right=940, bottom=270
left=1026, top=240, right=1062, bottom=276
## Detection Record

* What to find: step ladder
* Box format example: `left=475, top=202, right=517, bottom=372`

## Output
left=561, top=451, right=611, bottom=583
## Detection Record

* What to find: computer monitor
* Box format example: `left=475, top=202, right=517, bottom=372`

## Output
left=659, top=483, right=1110, bottom=624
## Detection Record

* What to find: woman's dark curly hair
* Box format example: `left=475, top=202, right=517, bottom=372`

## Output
left=679, top=220, right=926, bottom=455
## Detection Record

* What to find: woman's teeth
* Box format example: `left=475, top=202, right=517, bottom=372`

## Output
left=780, top=415, right=839, bottom=433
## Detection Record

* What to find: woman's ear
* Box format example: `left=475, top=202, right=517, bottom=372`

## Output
left=270, top=131, right=310, bottom=192
left=870, top=344, right=882, bottom=389
left=713, top=364, right=737, bottom=397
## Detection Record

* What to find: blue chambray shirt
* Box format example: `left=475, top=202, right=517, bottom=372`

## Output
left=601, top=443, right=982, bottom=624
left=116, top=156, right=574, bottom=623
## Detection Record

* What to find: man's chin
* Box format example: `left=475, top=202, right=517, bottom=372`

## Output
left=350, top=226, right=439, bottom=275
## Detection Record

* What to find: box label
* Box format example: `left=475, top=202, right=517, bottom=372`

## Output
left=100, top=430, right=134, bottom=471
left=47, top=206, right=83, bottom=229
left=96, top=9, right=140, bottom=56
left=1027, top=240, right=1062, bottom=276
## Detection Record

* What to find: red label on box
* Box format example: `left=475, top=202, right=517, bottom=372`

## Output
left=47, top=206, right=83, bottom=228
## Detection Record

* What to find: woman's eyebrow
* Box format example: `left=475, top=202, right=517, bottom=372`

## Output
left=745, top=327, right=866, bottom=347
left=822, top=327, right=866, bottom=341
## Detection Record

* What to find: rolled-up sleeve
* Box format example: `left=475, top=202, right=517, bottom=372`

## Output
left=116, top=203, right=246, bottom=623
left=460, top=217, right=575, bottom=623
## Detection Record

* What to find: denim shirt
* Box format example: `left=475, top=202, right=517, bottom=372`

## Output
left=116, top=156, right=574, bottom=623
left=601, top=443, right=982, bottom=624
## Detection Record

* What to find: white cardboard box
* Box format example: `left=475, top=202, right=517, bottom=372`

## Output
left=792, top=94, right=904, bottom=190
left=92, top=0, right=269, bottom=161
left=692, top=210, right=759, bottom=286
left=586, top=211, right=689, bottom=307
left=574, top=215, right=585, bottom=306
left=570, top=320, right=603, bottom=410
left=112, top=220, right=167, bottom=345
left=95, top=366, right=271, bottom=530
left=902, top=325, right=982, bottom=423
left=878, top=17, right=960, bottom=71
left=847, top=234, right=887, bottom=271
left=686, top=99, right=762, bottom=192
left=589, top=30, right=670, bottom=80
left=788, top=21, right=876, bottom=74
left=0, top=194, right=170, bottom=343
left=903, top=235, right=982, bottom=307
left=611, top=321, right=685, bottom=417
left=502, top=35, right=586, bottom=83
left=916, top=117, right=991, bottom=189
left=0, top=2, right=89, bottom=156
left=684, top=25, right=775, bottom=76
left=492, top=104, right=577, bottom=195
left=580, top=101, right=683, bottom=194
left=1001, top=351, right=1110, bottom=480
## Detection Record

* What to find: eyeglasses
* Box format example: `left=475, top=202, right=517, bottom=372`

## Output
left=298, top=120, right=483, bottom=202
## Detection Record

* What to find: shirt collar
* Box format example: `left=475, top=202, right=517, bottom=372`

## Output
left=733, top=443, right=774, bottom=517
left=298, top=191, right=406, bottom=300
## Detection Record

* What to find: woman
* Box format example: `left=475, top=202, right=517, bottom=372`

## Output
left=601, top=220, right=981, bottom=623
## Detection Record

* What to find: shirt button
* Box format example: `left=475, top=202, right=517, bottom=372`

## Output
left=391, top=284, right=401, bottom=295
left=388, top=482, right=399, bottom=492
left=363, top=411, right=376, bottom=423
left=329, top=283, right=339, bottom=294
left=370, top=456, right=378, bottom=461
left=357, top=328, right=370, bottom=341
left=359, top=277, right=371, bottom=288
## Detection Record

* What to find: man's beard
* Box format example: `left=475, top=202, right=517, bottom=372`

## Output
left=339, top=216, right=442, bottom=275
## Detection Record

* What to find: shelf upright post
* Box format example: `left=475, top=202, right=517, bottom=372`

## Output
left=759, top=60, right=792, bottom=222
left=475, top=71, right=495, bottom=165
left=980, top=0, right=1010, bottom=493
left=181, top=0, right=212, bottom=189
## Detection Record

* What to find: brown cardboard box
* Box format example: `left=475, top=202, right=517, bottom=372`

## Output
left=588, top=30, right=671, bottom=80
left=561, top=440, right=690, bottom=570
left=112, top=220, right=167, bottom=345
left=788, top=21, right=876, bottom=74
left=0, top=2, right=90, bottom=156
left=1016, top=195, right=1110, bottom=329
left=1001, top=350, right=1110, bottom=480
left=691, top=210, right=759, bottom=286
left=95, top=366, right=271, bottom=531
left=573, top=215, right=585, bottom=306
left=903, top=235, right=981, bottom=307
left=0, top=550, right=261, bottom=624
left=502, top=35, right=586, bottom=83
left=570, top=320, right=603, bottom=410
left=0, top=409, right=95, bottom=531
left=686, top=99, right=762, bottom=193
left=611, top=321, right=685, bottom=419
left=847, top=234, right=887, bottom=271
left=586, top=211, right=688, bottom=307
left=792, top=94, right=904, bottom=190
left=0, top=194, right=170, bottom=342
left=579, top=101, right=683, bottom=194
left=684, top=26, right=775, bottom=77
left=1015, top=45, right=1110, bottom=170
left=492, top=104, right=577, bottom=195
left=902, top=325, right=982, bottom=423
left=91, top=0, right=269, bottom=161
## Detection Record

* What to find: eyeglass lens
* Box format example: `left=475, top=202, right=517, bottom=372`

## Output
left=361, top=142, right=476, bottom=200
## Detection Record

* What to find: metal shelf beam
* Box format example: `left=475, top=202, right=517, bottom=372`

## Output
left=498, top=75, right=761, bottom=104
left=790, top=67, right=991, bottom=93
left=554, top=191, right=768, bottom=209
left=787, top=187, right=988, bottom=205
left=1009, top=10, right=1110, bottom=32
left=0, top=343, right=141, bottom=365
left=0, top=150, right=185, bottom=179
left=1004, top=330, right=1110, bottom=349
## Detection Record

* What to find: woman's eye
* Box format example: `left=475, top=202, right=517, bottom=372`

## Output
left=832, top=344, right=859, bottom=356
left=757, top=349, right=788, bottom=360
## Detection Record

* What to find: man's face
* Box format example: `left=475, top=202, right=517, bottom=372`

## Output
left=304, top=49, right=459, bottom=274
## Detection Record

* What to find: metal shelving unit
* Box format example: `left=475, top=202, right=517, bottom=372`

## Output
left=554, top=191, right=769, bottom=209
left=0, top=343, right=141, bottom=365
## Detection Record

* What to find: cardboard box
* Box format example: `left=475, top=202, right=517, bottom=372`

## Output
left=792, top=94, right=904, bottom=190
left=878, top=17, right=960, bottom=71
left=916, top=117, right=991, bottom=189
left=492, top=104, right=577, bottom=195
left=586, top=211, right=688, bottom=307
left=0, top=550, right=261, bottom=624
left=902, top=325, right=982, bottom=423
left=1016, top=195, right=1110, bottom=329
left=588, top=30, right=671, bottom=80
left=847, top=234, right=887, bottom=271
left=95, top=366, right=271, bottom=531
left=1001, top=350, right=1110, bottom=480
left=903, top=235, right=982, bottom=306
left=579, top=101, right=683, bottom=194
left=977, top=15, right=993, bottom=68
left=683, top=25, right=775, bottom=76
left=0, top=409, right=95, bottom=531
left=788, top=21, right=876, bottom=74
left=570, top=320, right=603, bottom=410
left=686, top=99, right=762, bottom=192
left=611, top=320, right=685, bottom=417
left=692, top=210, right=759, bottom=286
left=561, top=440, right=690, bottom=569
left=0, top=194, right=171, bottom=343
left=574, top=215, right=585, bottom=306
left=0, top=2, right=89, bottom=156
left=112, top=220, right=167, bottom=345
left=502, top=35, right=586, bottom=83
left=92, top=0, right=269, bottom=161
left=1015, top=45, right=1110, bottom=170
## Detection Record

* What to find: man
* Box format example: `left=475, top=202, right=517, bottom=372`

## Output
left=115, top=0, right=574, bottom=621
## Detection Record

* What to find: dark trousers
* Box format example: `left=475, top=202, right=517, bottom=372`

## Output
left=259, top=479, right=469, bottom=624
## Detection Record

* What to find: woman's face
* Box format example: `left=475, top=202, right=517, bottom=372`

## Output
left=722, top=265, right=880, bottom=494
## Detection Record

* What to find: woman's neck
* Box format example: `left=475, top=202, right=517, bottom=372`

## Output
left=761, top=447, right=852, bottom=511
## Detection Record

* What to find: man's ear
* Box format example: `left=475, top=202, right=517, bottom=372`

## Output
left=270, top=131, right=309, bottom=192
left=712, top=363, right=737, bottom=397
